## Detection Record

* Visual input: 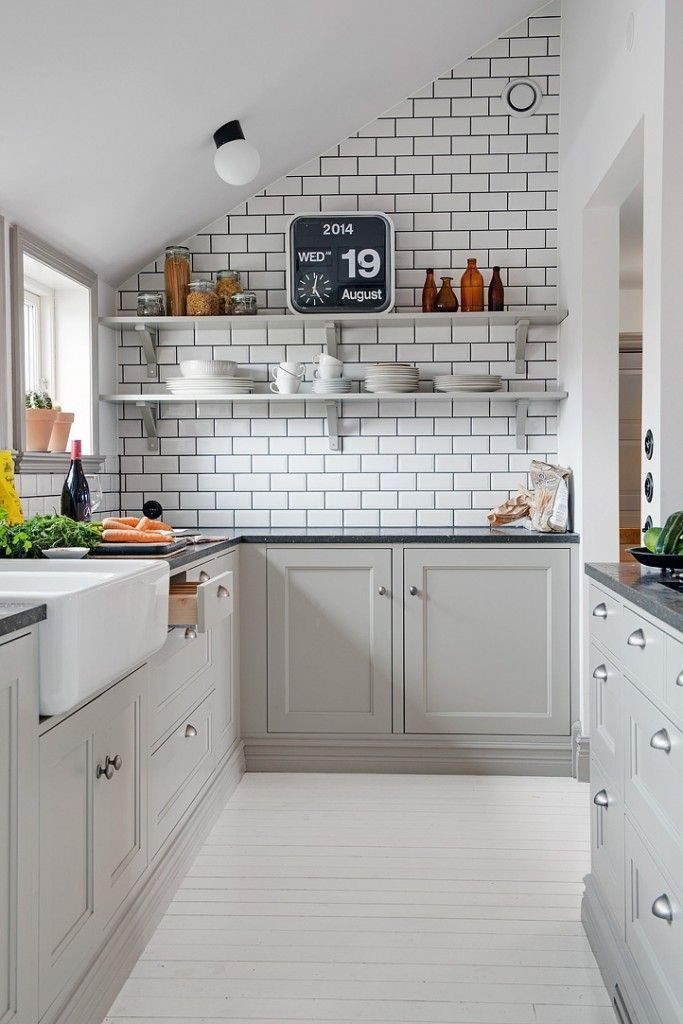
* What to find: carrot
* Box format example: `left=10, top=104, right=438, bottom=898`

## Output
left=136, top=516, right=172, bottom=532
left=102, top=529, right=173, bottom=544
left=102, top=517, right=139, bottom=530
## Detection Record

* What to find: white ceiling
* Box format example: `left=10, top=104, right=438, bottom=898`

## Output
left=0, top=1, right=538, bottom=286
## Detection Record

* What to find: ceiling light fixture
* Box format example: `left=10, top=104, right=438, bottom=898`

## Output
left=213, top=120, right=260, bottom=186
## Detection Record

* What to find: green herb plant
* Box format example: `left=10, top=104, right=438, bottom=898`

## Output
left=0, top=509, right=102, bottom=558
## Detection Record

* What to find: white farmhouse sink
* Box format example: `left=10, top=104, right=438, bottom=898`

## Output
left=0, top=559, right=170, bottom=715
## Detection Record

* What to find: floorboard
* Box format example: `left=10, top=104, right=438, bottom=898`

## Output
left=105, top=773, right=611, bottom=1024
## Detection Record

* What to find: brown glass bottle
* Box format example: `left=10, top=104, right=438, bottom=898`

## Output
left=421, top=268, right=438, bottom=312
left=435, top=276, right=458, bottom=312
left=460, top=258, right=484, bottom=312
left=488, top=266, right=504, bottom=311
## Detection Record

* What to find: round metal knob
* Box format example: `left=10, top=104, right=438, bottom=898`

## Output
left=96, top=761, right=114, bottom=781
left=409, top=586, right=418, bottom=597
left=109, top=754, right=122, bottom=772
left=650, top=728, right=671, bottom=754
left=184, top=627, right=197, bottom=640
left=593, top=789, right=609, bottom=807
left=651, top=894, right=673, bottom=923
left=217, top=585, right=229, bottom=598
left=378, top=586, right=387, bottom=596
left=198, top=570, right=210, bottom=582
left=184, top=724, right=197, bottom=738
left=627, top=628, right=646, bottom=649
left=676, top=671, right=683, bottom=688
left=592, top=603, right=607, bottom=619
left=592, top=665, right=608, bottom=681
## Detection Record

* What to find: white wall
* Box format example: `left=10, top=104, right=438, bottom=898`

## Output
left=558, top=0, right=683, bottom=734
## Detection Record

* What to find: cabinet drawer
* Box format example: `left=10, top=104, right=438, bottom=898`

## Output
left=148, top=626, right=212, bottom=746
left=625, top=818, right=683, bottom=1024
left=620, top=606, right=664, bottom=701
left=664, top=634, right=683, bottom=731
left=150, top=691, right=214, bottom=854
left=590, top=755, right=624, bottom=926
left=624, top=682, right=683, bottom=893
left=589, top=583, right=622, bottom=656
left=184, top=553, right=234, bottom=583
left=169, top=570, right=233, bottom=633
left=589, top=645, right=623, bottom=789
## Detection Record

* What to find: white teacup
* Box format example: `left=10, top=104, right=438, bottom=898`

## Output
left=269, top=369, right=301, bottom=394
left=314, top=363, right=343, bottom=380
left=271, top=361, right=305, bottom=380
left=314, top=352, right=342, bottom=366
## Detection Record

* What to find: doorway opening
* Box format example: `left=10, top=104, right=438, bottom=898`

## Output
left=618, top=181, right=643, bottom=561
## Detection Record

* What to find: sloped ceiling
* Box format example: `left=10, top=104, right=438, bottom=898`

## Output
left=0, top=0, right=538, bottom=285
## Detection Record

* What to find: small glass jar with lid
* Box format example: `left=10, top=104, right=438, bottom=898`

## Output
left=137, top=290, right=166, bottom=316
left=232, top=290, right=258, bottom=316
left=216, top=270, right=242, bottom=314
left=186, top=279, right=220, bottom=316
left=164, top=245, right=191, bottom=316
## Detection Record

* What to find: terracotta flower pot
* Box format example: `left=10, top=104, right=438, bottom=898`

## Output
left=48, top=412, right=75, bottom=453
left=25, top=408, right=58, bottom=452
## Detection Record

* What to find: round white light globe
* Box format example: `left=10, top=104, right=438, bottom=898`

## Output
left=214, top=138, right=260, bottom=185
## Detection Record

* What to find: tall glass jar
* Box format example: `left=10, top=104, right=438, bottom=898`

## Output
left=164, top=245, right=191, bottom=316
left=216, top=270, right=242, bottom=314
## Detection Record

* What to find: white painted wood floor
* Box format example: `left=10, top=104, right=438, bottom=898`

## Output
left=106, top=772, right=613, bottom=1024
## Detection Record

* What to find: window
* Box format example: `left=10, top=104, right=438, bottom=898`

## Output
left=23, top=279, right=55, bottom=395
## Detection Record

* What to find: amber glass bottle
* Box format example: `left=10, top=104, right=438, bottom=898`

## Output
left=435, top=276, right=458, bottom=312
left=421, top=268, right=438, bottom=312
left=460, top=258, right=484, bottom=312
left=488, top=266, right=504, bottom=311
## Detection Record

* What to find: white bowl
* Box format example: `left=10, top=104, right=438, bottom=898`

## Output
left=43, top=547, right=89, bottom=559
left=180, top=359, right=237, bottom=378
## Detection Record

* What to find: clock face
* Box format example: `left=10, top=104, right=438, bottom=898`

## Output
left=296, top=271, right=333, bottom=307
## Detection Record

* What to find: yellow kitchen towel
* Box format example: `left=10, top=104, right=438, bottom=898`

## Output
left=0, top=451, right=23, bottom=523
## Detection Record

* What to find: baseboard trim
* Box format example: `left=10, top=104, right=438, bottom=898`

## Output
left=244, top=735, right=573, bottom=776
left=582, top=873, right=660, bottom=1024
left=42, top=740, right=245, bottom=1024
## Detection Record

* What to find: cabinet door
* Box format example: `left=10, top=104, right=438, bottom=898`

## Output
left=95, top=666, right=148, bottom=924
left=267, top=547, right=392, bottom=733
left=210, top=553, right=238, bottom=758
left=39, top=701, right=99, bottom=1016
left=0, top=634, right=38, bottom=1024
left=404, top=547, right=571, bottom=734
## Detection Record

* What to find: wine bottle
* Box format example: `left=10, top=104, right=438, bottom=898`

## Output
left=60, top=439, right=91, bottom=521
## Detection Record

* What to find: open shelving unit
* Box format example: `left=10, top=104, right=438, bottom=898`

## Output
left=100, top=389, right=568, bottom=453
left=100, top=307, right=569, bottom=451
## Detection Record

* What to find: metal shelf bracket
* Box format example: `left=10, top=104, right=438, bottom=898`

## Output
left=135, top=401, right=158, bottom=450
left=324, top=322, right=341, bottom=359
left=325, top=400, right=341, bottom=452
left=134, top=324, right=159, bottom=378
left=515, top=399, right=529, bottom=450
left=514, top=318, right=530, bottom=375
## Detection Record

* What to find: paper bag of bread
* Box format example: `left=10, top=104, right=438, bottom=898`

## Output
left=487, top=489, right=533, bottom=527
left=528, top=460, right=570, bottom=533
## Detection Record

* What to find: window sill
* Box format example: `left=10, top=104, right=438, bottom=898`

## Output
left=12, top=451, right=108, bottom=475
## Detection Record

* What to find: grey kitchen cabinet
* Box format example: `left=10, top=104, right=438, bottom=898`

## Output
left=0, top=632, right=38, bottom=1024
left=38, top=664, right=148, bottom=1017
left=267, top=547, right=393, bottom=733
left=403, top=547, right=571, bottom=734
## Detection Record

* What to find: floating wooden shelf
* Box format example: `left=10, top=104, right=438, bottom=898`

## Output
left=100, top=389, right=567, bottom=453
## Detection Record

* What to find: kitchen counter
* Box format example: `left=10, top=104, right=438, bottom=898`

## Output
left=586, top=561, right=683, bottom=633
left=153, top=526, right=579, bottom=570
left=0, top=600, right=46, bottom=638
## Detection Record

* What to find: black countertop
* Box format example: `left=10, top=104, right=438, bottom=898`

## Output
left=0, top=601, right=46, bottom=638
left=157, top=527, right=578, bottom=570
left=586, top=562, right=683, bottom=634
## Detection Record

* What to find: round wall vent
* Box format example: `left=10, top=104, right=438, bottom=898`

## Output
left=501, top=78, right=543, bottom=118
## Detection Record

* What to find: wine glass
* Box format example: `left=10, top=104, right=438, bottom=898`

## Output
left=88, top=474, right=103, bottom=515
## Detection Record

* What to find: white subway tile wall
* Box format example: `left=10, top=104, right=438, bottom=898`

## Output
left=115, top=4, right=560, bottom=529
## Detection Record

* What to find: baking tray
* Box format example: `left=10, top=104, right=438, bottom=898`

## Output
left=93, top=539, right=188, bottom=556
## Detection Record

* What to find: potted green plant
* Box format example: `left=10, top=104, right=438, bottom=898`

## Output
left=25, top=389, right=58, bottom=451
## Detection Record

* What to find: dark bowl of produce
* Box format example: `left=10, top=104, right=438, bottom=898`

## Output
left=629, top=547, right=683, bottom=572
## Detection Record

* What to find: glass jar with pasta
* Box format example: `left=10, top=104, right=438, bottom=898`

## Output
left=164, top=245, right=191, bottom=316
left=186, top=279, right=220, bottom=316
left=216, top=270, right=242, bottom=314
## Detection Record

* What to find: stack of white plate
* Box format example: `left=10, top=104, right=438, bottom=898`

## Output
left=434, top=373, right=502, bottom=393
left=364, top=363, right=419, bottom=394
left=312, top=378, right=353, bottom=395
left=166, top=375, right=254, bottom=396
